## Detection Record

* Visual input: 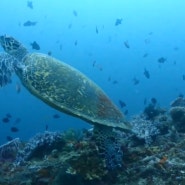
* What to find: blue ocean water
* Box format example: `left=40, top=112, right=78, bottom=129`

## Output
left=0, top=0, right=184, bottom=144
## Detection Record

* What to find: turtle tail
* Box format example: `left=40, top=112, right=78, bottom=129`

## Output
left=0, top=53, right=15, bottom=87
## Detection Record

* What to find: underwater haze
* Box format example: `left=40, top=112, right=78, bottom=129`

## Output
left=0, top=0, right=185, bottom=144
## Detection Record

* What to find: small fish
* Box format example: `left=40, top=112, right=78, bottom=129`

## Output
left=144, top=68, right=150, bottom=79
left=27, top=1, right=33, bottom=9
left=68, top=23, right=72, bottom=29
left=158, top=57, right=166, bottom=63
left=124, top=109, right=128, bottom=115
left=16, top=82, right=21, bottom=93
left=143, top=53, right=148, bottom=58
left=48, top=51, right=52, bottom=56
left=151, top=98, right=157, bottom=105
left=179, top=93, right=184, bottom=98
left=115, top=18, right=122, bottom=26
left=23, top=20, right=37, bottom=26
left=133, top=77, right=140, bottom=85
left=11, top=127, right=19, bottom=132
left=183, top=75, right=185, bottom=81
left=6, top=113, right=12, bottom=118
left=119, top=100, right=126, bottom=108
left=31, top=41, right=40, bottom=50
left=53, top=114, right=60, bottom=119
left=174, top=47, right=179, bottom=51
left=73, top=10, right=78, bottom=17
left=74, top=40, right=78, bottom=46
left=96, top=64, right=103, bottom=71
left=108, top=76, right=111, bottom=82
left=59, top=44, right=63, bottom=51
left=96, top=26, right=99, bottom=34
left=45, top=124, right=48, bottom=131
left=93, top=61, right=96, bottom=67
left=6, top=136, right=13, bottom=141
left=2, top=117, right=10, bottom=123
left=124, top=41, right=130, bottom=48
left=112, top=80, right=118, bottom=85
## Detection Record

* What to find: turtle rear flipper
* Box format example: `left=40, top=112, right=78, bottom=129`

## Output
left=0, top=53, right=15, bottom=87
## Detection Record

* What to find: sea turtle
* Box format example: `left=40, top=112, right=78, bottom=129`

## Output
left=0, top=35, right=131, bottom=131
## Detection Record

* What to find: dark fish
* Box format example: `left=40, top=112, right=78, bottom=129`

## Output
left=115, top=18, right=122, bottom=26
left=124, top=110, right=128, bottom=115
left=119, top=100, right=126, bottom=108
left=151, top=98, right=157, bottom=105
left=31, top=41, right=40, bottom=50
left=68, top=23, right=72, bottom=29
left=27, top=1, right=33, bottom=9
left=6, top=113, right=12, bottom=118
left=53, top=114, right=60, bottom=119
left=59, top=44, right=63, bottom=51
left=158, top=57, right=166, bottom=63
left=144, top=68, right=150, bottom=79
left=45, top=124, right=48, bottom=131
left=23, top=21, right=37, bottom=26
left=96, top=64, right=103, bottom=71
left=133, top=77, right=140, bottom=85
left=2, top=117, right=10, bottom=123
left=96, top=26, right=99, bottom=34
left=183, top=75, right=185, bottom=81
left=179, top=93, right=184, bottom=98
left=112, top=80, right=118, bottom=85
left=11, top=127, right=19, bottom=132
left=48, top=51, right=52, bottom=56
left=74, top=40, right=78, bottom=46
left=124, top=41, right=130, bottom=48
left=174, top=47, right=179, bottom=51
left=144, top=98, right=147, bottom=105
left=6, top=136, right=13, bottom=141
left=14, top=118, right=21, bottom=124
left=73, top=10, right=78, bottom=17
left=108, top=76, right=111, bottom=82
left=143, top=53, right=148, bottom=58
left=93, top=61, right=96, bottom=67
left=16, top=82, right=21, bottom=93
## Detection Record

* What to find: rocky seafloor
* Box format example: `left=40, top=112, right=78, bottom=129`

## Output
left=1, top=97, right=185, bottom=185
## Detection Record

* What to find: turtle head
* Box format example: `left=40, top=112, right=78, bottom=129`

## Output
left=0, top=35, right=28, bottom=61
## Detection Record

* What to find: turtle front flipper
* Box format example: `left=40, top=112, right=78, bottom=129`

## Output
left=0, top=53, right=16, bottom=87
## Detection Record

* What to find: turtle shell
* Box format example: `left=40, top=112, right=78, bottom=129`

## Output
left=16, top=53, right=131, bottom=131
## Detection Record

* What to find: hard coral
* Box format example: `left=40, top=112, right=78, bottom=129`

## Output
left=16, top=131, right=65, bottom=163
left=170, top=106, right=185, bottom=132
left=0, top=138, right=20, bottom=162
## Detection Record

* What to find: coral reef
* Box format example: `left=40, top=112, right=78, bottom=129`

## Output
left=16, top=131, right=65, bottom=164
left=1, top=98, right=185, bottom=184
left=0, top=138, right=20, bottom=162
left=130, top=116, right=160, bottom=146
left=170, top=106, right=185, bottom=132
left=170, top=97, right=185, bottom=132
left=93, top=125, right=123, bottom=169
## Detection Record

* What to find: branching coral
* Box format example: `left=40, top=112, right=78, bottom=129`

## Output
left=131, top=116, right=160, bottom=146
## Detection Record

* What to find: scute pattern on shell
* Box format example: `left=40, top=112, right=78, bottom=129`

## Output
left=16, top=53, right=130, bottom=130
